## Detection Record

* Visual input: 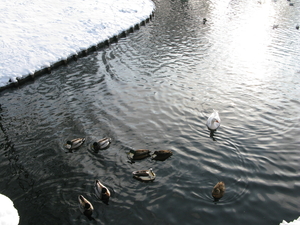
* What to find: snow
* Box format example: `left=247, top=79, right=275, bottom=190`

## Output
left=0, top=194, right=19, bottom=225
left=0, top=1, right=299, bottom=224
left=0, top=0, right=155, bottom=88
left=280, top=217, right=300, bottom=225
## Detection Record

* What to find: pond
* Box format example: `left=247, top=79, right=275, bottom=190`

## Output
left=0, top=0, right=299, bottom=224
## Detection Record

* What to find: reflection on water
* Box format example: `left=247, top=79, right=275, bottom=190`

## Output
left=0, top=0, right=300, bottom=224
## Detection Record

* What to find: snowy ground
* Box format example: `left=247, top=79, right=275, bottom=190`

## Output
left=1, top=1, right=299, bottom=224
left=280, top=217, right=300, bottom=225
left=0, top=0, right=155, bottom=88
left=0, top=194, right=19, bottom=225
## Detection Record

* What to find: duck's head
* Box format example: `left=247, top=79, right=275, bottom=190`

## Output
left=102, top=192, right=110, bottom=205
left=149, top=168, right=155, bottom=176
left=66, top=141, right=72, bottom=148
left=212, top=188, right=220, bottom=195
left=93, top=142, right=100, bottom=151
left=83, top=207, right=93, bottom=220
left=84, top=203, right=91, bottom=210
left=102, top=188, right=107, bottom=194
left=211, top=118, right=219, bottom=124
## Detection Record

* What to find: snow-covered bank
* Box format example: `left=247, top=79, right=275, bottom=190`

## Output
left=0, top=0, right=155, bottom=89
left=280, top=217, right=300, bottom=225
left=0, top=194, right=19, bottom=225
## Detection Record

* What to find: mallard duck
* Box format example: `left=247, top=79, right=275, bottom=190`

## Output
left=78, top=195, right=94, bottom=220
left=212, top=181, right=225, bottom=201
left=92, top=137, right=112, bottom=151
left=94, top=180, right=111, bottom=205
left=151, top=150, right=173, bottom=161
left=128, top=149, right=151, bottom=160
left=296, top=24, right=299, bottom=30
left=206, top=110, right=221, bottom=131
left=65, top=138, right=85, bottom=150
left=132, top=168, right=156, bottom=181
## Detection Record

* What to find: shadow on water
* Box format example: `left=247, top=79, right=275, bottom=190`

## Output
left=209, top=130, right=216, bottom=141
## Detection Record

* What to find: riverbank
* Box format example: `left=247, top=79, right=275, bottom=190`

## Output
left=0, top=0, right=155, bottom=91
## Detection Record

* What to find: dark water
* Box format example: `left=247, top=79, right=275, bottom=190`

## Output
left=1, top=0, right=300, bottom=224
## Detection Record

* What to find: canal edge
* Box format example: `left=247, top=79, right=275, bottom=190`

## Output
left=0, top=10, right=155, bottom=92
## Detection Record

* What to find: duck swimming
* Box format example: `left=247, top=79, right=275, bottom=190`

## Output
left=92, top=137, right=112, bottom=151
left=128, top=149, right=151, bottom=160
left=65, top=138, right=85, bottom=150
left=151, top=150, right=173, bottom=161
left=212, top=181, right=225, bottom=201
left=206, top=110, right=221, bottom=131
left=132, top=168, right=156, bottom=181
left=78, top=195, right=94, bottom=220
left=94, top=180, right=111, bottom=205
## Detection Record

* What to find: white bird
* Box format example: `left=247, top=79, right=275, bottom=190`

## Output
left=0, top=193, right=19, bottom=225
left=206, top=110, right=221, bottom=131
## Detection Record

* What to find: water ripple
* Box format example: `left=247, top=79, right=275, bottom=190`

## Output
left=1, top=0, right=300, bottom=224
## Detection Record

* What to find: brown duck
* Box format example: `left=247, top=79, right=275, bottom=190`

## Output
left=151, top=150, right=173, bottom=161
left=65, top=138, right=85, bottom=150
left=128, top=149, right=151, bottom=160
left=212, top=181, right=225, bottom=201
left=78, top=195, right=94, bottom=220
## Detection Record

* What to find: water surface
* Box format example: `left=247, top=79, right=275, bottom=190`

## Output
left=0, top=0, right=300, bottom=224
